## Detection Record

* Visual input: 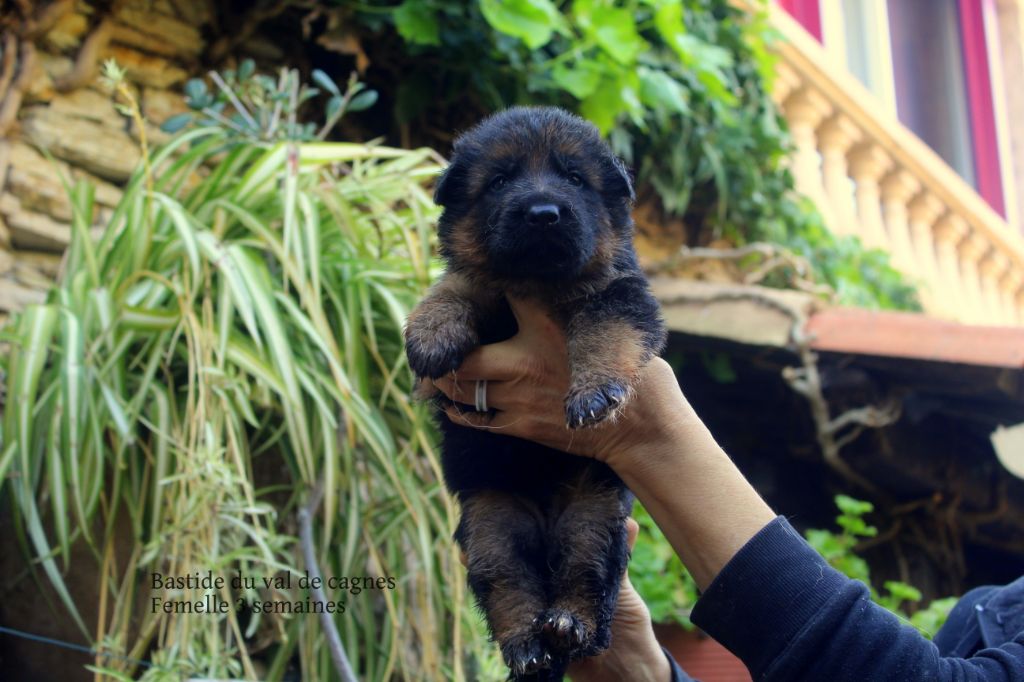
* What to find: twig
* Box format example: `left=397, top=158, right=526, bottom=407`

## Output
left=826, top=399, right=901, bottom=435
left=650, top=241, right=836, bottom=299
left=315, top=72, right=360, bottom=141
left=54, top=15, right=115, bottom=92
left=298, top=481, right=358, bottom=682
left=24, top=0, right=75, bottom=39
left=782, top=325, right=892, bottom=499
left=0, top=33, right=19, bottom=97
left=205, top=0, right=294, bottom=64
left=0, top=39, right=35, bottom=136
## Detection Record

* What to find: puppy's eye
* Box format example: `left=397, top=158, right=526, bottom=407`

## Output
left=568, top=172, right=584, bottom=187
left=489, top=175, right=507, bottom=191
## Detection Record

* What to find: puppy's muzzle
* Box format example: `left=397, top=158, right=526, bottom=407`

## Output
left=527, top=204, right=561, bottom=227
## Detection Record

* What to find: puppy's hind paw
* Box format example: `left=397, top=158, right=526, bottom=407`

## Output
left=564, top=381, right=629, bottom=429
left=502, top=636, right=552, bottom=678
left=536, top=608, right=591, bottom=655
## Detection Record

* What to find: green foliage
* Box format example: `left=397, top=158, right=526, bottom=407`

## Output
left=805, top=495, right=957, bottom=639
left=1, top=67, right=496, bottom=680
left=164, top=59, right=379, bottom=142
left=366, top=0, right=919, bottom=311
left=699, top=350, right=737, bottom=384
left=631, top=504, right=699, bottom=627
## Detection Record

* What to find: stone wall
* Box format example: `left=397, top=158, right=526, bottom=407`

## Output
left=0, top=0, right=210, bottom=326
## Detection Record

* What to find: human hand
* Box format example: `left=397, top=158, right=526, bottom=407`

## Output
left=565, top=517, right=672, bottom=682
left=435, top=296, right=776, bottom=592
left=430, top=296, right=702, bottom=475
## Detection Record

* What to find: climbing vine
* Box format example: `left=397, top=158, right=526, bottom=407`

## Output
left=356, top=0, right=919, bottom=310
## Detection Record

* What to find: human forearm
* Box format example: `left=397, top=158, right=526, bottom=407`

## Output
left=606, top=360, right=776, bottom=590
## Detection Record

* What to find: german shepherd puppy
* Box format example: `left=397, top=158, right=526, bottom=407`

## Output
left=405, top=106, right=667, bottom=680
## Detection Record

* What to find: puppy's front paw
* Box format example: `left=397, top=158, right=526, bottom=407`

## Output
left=405, top=323, right=476, bottom=379
left=564, top=381, right=629, bottom=429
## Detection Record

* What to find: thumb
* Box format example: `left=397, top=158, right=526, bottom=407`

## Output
left=506, top=295, right=563, bottom=341
left=622, top=517, right=639, bottom=587
left=625, top=517, right=639, bottom=553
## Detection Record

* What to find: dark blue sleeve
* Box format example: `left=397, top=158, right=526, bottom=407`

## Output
left=689, top=517, right=1024, bottom=681
left=662, top=645, right=700, bottom=682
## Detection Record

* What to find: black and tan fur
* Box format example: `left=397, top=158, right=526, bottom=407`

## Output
left=405, top=107, right=667, bottom=681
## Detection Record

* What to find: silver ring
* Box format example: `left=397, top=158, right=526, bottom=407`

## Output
left=475, top=380, right=488, bottom=412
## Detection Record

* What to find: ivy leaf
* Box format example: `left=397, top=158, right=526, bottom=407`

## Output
left=551, top=61, right=602, bottom=99
left=480, top=0, right=566, bottom=49
left=654, top=0, right=685, bottom=46
left=835, top=494, right=873, bottom=516
left=580, top=76, right=623, bottom=134
left=699, top=351, right=736, bottom=384
left=884, top=581, right=922, bottom=604
left=638, top=67, right=689, bottom=114
left=394, top=0, right=441, bottom=46
left=589, top=6, right=645, bottom=64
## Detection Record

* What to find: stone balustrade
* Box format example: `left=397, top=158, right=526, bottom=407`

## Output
left=766, top=4, right=1024, bottom=326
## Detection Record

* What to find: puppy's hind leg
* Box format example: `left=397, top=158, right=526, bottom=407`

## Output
left=539, top=480, right=631, bottom=660
left=456, top=491, right=554, bottom=678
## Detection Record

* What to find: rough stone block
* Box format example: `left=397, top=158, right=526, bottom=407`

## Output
left=112, top=6, right=204, bottom=57
left=22, top=105, right=140, bottom=182
left=42, top=11, right=89, bottom=51
left=99, top=45, right=188, bottom=89
left=0, top=278, right=47, bottom=313
left=49, top=88, right=125, bottom=126
left=7, top=143, right=75, bottom=221
left=1, top=193, right=73, bottom=252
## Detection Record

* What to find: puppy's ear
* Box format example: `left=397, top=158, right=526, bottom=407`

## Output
left=433, top=158, right=466, bottom=207
left=605, top=156, right=636, bottom=204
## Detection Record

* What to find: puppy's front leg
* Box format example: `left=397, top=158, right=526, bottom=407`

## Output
left=405, top=272, right=495, bottom=380
left=564, top=276, right=667, bottom=428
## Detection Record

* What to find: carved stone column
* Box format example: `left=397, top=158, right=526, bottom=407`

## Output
left=818, top=115, right=861, bottom=238
left=771, top=61, right=802, bottom=106
left=880, top=169, right=921, bottom=277
left=999, top=269, right=1024, bottom=326
left=932, top=214, right=969, bottom=318
left=783, top=87, right=834, bottom=227
left=849, top=144, right=894, bottom=250
left=956, top=231, right=991, bottom=324
left=978, top=251, right=1010, bottom=324
left=907, top=193, right=945, bottom=314
left=1003, top=268, right=1024, bottom=327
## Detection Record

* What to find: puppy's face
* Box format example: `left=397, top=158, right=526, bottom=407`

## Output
left=434, top=107, right=635, bottom=281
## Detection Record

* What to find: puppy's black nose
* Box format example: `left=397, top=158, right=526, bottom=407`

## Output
left=527, top=204, right=560, bottom=226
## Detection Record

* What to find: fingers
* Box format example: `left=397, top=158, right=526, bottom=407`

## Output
left=442, top=403, right=531, bottom=435
left=432, top=374, right=514, bottom=409
left=625, top=517, right=639, bottom=552
left=443, top=342, right=525, bottom=381
left=505, top=295, right=560, bottom=333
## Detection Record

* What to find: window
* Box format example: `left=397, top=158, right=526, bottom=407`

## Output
left=838, top=0, right=897, bottom=113
left=888, top=0, right=976, bottom=187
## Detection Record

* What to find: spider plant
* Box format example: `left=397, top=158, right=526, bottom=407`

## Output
left=0, top=68, right=500, bottom=680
